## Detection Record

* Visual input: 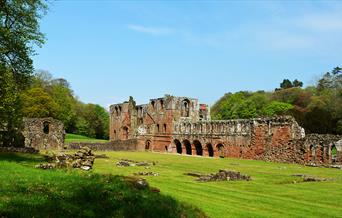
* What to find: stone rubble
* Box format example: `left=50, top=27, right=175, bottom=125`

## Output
left=133, top=172, right=159, bottom=176
left=35, top=147, right=95, bottom=171
left=185, top=169, right=251, bottom=182
left=0, top=146, right=39, bottom=154
left=292, top=174, right=328, bottom=182
left=116, top=159, right=156, bottom=167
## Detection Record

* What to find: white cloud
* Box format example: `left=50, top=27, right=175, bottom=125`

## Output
left=297, top=13, right=342, bottom=32
left=128, top=24, right=174, bottom=35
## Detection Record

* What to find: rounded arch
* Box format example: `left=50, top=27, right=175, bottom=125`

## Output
left=206, top=143, right=214, bottom=157
left=216, top=143, right=225, bottom=158
left=331, top=144, right=337, bottom=163
left=122, top=126, right=129, bottom=140
left=43, top=121, right=50, bottom=134
left=183, top=139, right=192, bottom=155
left=174, top=139, right=182, bottom=154
left=193, top=140, right=203, bottom=156
left=181, top=99, right=190, bottom=117
left=145, top=140, right=151, bottom=150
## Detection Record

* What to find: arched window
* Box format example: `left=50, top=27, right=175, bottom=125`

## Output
left=115, top=107, right=119, bottom=116
left=43, top=122, right=49, bottom=134
left=183, top=140, right=192, bottom=155
left=160, top=100, right=164, bottom=109
left=114, top=130, right=117, bottom=140
left=174, top=139, right=182, bottom=154
left=216, top=143, right=224, bottom=158
left=193, top=140, right=203, bottom=156
left=122, top=126, right=129, bottom=140
left=157, top=124, right=160, bottom=133
left=207, top=143, right=214, bottom=157
left=145, top=140, right=151, bottom=150
left=163, top=124, right=167, bottom=132
left=181, top=99, right=190, bottom=117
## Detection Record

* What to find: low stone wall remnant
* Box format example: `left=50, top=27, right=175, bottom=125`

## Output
left=35, top=147, right=95, bottom=171
left=0, top=147, right=39, bottom=154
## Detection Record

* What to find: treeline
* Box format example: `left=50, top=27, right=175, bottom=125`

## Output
left=20, top=71, right=109, bottom=139
left=211, top=67, right=342, bottom=134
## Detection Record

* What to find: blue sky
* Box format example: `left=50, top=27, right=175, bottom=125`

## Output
left=33, top=1, right=342, bottom=109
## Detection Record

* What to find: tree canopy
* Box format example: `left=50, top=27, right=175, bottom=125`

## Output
left=212, top=67, right=342, bottom=134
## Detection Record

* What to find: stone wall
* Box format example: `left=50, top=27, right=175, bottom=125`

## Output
left=172, top=116, right=305, bottom=160
left=109, top=95, right=210, bottom=152
left=108, top=95, right=342, bottom=166
left=291, top=134, right=342, bottom=165
left=68, top=139, right=143, bottom=151
left=22, top=117, right=65, bottom=150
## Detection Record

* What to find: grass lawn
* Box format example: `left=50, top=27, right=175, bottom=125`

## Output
left=1, top=150, right=342, bottom=218
left=0, top=152, right=205, bottom=218
left=65, top=133, right=108, bottom=143
left=93, top=151, right=342, bottom=218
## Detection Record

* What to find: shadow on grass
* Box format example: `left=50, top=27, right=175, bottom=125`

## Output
left=0, top=152, right=45, bottom=163
left=0, top=172, right=206, bottom=218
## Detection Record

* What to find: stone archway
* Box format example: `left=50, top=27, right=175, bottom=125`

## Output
left=206, top=143, right=214, bottom=157
left=145, top=140, right=151, bottom=150
left=174, top=139, right=182, bottom=154
left=216, top=143, right=224, bottom=158
left=193, top=140, right=203, bottom=156
left=183, top=139, right=192, bottom=155
left=122, top=126, right=129, bottom=140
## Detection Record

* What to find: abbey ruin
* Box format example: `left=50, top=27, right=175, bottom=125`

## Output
left=109, top=96, right=342, bottom=166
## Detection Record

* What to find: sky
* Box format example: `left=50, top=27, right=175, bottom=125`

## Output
left=32, top=1, right=342, bottom=109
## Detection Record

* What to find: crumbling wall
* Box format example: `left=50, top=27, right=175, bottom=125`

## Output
left=68, top=139, right=143, bottom=151
left=172, top=116, right=305, bottom=161
left=291, top=134, right=342, bottom=165
left=22, top=117, right=65, bottom=150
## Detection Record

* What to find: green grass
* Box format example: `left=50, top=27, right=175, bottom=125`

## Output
left=92, top=151, right=342, bottom=218
left=2, top=151, right=342, bottom=218
left=65, top=133, right=108, bottom=143
left=0, top=152, right=206, bottom=218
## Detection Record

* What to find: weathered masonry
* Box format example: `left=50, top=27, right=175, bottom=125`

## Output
left=22, top=117, right=65, bottom=150
left=109, top=95, right=342, bottom=165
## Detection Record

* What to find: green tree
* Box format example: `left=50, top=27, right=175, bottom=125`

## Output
left=0, top=64, right=23, bottom=146
left=0, top=0, right=47, bottom=87
left=280, top=79, right=293, bottom=89
left=262, top=101, right=294, bottom=116
left=292, top=79, right=303, bottom=88
left=0, top=0, right=47, bottom=146
left=20, top=87, right=60, bottom=118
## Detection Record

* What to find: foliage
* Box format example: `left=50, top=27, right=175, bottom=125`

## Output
left=278, top=79, right=303, bottom=90
left=0, top=0, right=47, bottom=87
left=212, top=67, right=342, bottom=134
left=20, top=87, right=59, bottom=118
left=0, top=64, right=23, bottom=146
left=0, top=0, right=47, bottom=146
left=262, top=101, right=294, bottom=116
left=20, top=71, right=109, bottom=139
left=0, top=153, right=206, bottom=218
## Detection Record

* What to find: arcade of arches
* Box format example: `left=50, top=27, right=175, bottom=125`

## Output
left=172, top=139, right=218, bottom=157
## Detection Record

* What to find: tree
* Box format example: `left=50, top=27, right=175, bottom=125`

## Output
left=278, top=79, right=303, bottom=90
left=0, top=0, right=47, bottom=146
left=0, top=63, right=23, bottom=146
left=262, top=101, right=294, bottom=116
left=292, top=79, right=303, bottom=88
left=280, top=79, right=293, bottom=89
left=0, top=0, right=47, bottom=87
left=20, top=87, right=60, bottom=118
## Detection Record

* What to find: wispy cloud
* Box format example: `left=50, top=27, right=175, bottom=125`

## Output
left=297, top=13, right=342, bottom=32
left=128, top=24, right=174, bottom=36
